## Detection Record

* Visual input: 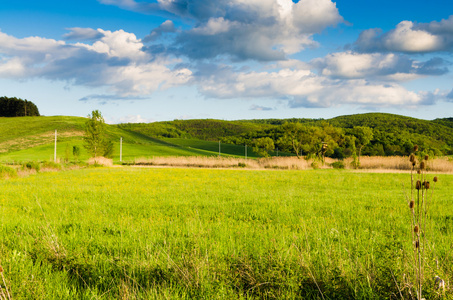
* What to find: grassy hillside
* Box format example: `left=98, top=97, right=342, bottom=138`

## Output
left=0, top=116, right=257, bottom=162
left=118, top=119, right=270, bottom=141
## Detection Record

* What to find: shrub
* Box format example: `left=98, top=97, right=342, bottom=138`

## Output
left=41, top=161, right=62, bottom=170
left=0, top=165, right=17, bottom=179
left=311, top=161, right=319, bottom=169
left=22, top=161, right=40, bottom=172
left=331, top=161, right=345, bottom=169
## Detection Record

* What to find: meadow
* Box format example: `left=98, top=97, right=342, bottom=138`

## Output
left=1, top=167, right=452, bottom=299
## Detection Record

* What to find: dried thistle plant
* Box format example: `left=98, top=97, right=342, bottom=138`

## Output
left=408, top=146, right=438, bottom=300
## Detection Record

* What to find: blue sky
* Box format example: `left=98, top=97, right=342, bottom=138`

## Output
left=1, top=0, right=453, bottom=123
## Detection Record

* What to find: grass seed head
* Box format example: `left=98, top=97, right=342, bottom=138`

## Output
left=433, top=176, right=438, bottom=182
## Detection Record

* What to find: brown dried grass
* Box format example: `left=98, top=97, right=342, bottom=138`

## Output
left=131, top=155, right=453, bottom=173
left=344, top=156, right=453, bottom=173
left=88, top=157, right=113, bottom=167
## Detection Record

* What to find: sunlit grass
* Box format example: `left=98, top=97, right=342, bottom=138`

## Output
left=0, top=168, right=452, bottom=298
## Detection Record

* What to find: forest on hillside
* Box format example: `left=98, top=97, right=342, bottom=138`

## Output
left=0, top=96, right=40, bottom=117
left=119, top=113, right=453, bottom=158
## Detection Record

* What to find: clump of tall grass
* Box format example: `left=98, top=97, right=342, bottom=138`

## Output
left=88, top=156, right=113, bottom=167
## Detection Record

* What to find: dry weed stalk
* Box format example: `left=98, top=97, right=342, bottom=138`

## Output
left=408, top=146, right=439, bottom=300
left=0, top=266, right=12, bottom=300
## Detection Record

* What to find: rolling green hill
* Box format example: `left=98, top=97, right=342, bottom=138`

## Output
left=0, top=116, right=260, bottom=163
left=1, top=113, right=452, bottom=163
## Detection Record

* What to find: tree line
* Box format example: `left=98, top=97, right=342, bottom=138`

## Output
left=121, top=113, right=453, bottom=158
left=0, top=96, right=40, bottom=117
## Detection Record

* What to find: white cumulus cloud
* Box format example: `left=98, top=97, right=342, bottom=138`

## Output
left=0, top=29, right=192, bottom=96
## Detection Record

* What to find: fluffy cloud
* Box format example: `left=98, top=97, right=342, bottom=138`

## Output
left=104, top=0, right=343, bottom=61
left=0, top=29, right=192, bottom=96
left=311, top=51, right=448, bottom=80
left=354, top=15, right=453, bottom=53
left=143, top=20, right=177, bottom=43
left=63, top=28, right=105, bottom=40
left=196, top=66, right=438, bottom=108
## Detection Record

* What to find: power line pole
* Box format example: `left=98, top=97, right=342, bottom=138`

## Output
left=54, top=130, right=57, bottom=162
left=120, top=137, right=123, bottom=162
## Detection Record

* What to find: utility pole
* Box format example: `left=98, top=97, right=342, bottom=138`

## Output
left=54, top=130, right=57, bottom=162
left=120, top=137, right=123, bottom=162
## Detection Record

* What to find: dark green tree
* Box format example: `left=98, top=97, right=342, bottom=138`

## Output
left=0, top=96, right=40, bottom=117
left=83, top=110, right=114, bottom=159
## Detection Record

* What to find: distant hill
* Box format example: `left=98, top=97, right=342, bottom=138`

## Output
left=0, top=113, right=452, bottom=163
left=122, top=113, right=453, bottom=156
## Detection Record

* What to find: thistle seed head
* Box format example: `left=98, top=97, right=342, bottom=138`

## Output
left=409, top=200, right=415, bottom=209
left=420, top=161, right=425, bottom=170
left=414, top=225, right=419, bottom=233
left=0, top=265, right=3, bottom=272
left=415, top=241, right=419, bottom=248
left=417, top=170, right=421, bottom=174
left=416, top=180, right=422, bottom=190
left=414, top=145, right=419, bottom=152
left=424, top=181, right=430, bottom=189
left=424, top=155, right=429, bottom=161
left=433, top=176, right=438, bottom=182
left=412, top=161, right=416, bottom=167
left=409, top=154, right=416, bottom=163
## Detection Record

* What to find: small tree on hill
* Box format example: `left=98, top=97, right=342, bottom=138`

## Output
left=351, top=126, right=373, bottom=167
left=83, top=110, right=113, bottom=159
left=253, top=137, right=275, bottom=157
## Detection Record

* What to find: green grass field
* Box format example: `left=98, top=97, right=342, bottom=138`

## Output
left=1, top=167, right=451, bottom=299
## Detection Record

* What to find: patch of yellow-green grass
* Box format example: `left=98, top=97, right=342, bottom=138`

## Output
left=1, top=168, right=452, bottom=298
